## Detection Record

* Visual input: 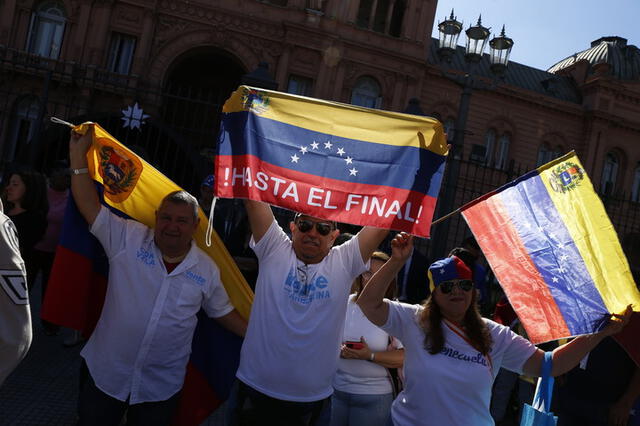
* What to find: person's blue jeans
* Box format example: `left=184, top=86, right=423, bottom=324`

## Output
left=330, top=389, right=393, bottom=426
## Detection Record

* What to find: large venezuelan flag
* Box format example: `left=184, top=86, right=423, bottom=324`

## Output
left=215, top=86, right=448, bottom=237
left=461, top=152, right=640, bottom=345
left=42, top=122, right=253, bottom=425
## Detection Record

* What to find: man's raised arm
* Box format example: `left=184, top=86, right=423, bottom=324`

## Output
left=69, top=129, right=101, bottom=225
left=243, top=199, right=275, bottom=244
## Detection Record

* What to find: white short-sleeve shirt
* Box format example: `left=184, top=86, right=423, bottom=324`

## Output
left=381, top=300, right=537, bottom=426
left=236, top=220, right=367, bottom=402
left=82, top=206, right=234, bottom=403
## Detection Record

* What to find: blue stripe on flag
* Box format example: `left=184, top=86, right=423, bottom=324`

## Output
left=499, top=174, right=608, bottom=335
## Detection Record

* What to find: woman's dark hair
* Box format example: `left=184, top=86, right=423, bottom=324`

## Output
left=3, top=169, right=48, bottom=214
left=419, top=288, right=492, bottom=355
left=353, top=251, right=397, bottom=300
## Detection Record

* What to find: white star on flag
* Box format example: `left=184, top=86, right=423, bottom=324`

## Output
left=324, top=141, right=333, bottom=149
left=345, top=156, right=353, bottom=165
left=336, top=147, right=345, bottom=156
left=349, top=168, right=358, bottom=176
left=291, top=154, right=300, bottom=163
left=121, top=102, right=150, bottom=130
left=310, top=141, right=319, bottom=150
left=299, top=146, right=308, bottom=154
left=552, top=276, right=559, bottom=283
left=560, top=254, right=569, bottom=261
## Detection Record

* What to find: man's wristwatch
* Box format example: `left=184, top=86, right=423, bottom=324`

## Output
left=71, top=168, right=89, bottom=175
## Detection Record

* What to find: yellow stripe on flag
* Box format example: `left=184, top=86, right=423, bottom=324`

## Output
left=222, top=86, right=448, bottom=154
left=539, top=152, right=640, bottom=314
left=73, top=122, right=253, bottom=319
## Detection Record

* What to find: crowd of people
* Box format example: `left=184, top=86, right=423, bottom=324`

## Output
left=0, top=127, right=639, bottom=426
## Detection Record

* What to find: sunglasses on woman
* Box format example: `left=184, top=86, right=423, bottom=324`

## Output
left=295, top=219, right=334, bottom=236
left=438, top=280, right=474, bottom=294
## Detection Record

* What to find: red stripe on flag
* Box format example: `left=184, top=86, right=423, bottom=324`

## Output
left=215, top=154, right=437, bottom=237
left=172, top=362, right=222, bottom=426
left=463, top=196, right=571, bottom=343
left=40, top=245, right=107, bottom=336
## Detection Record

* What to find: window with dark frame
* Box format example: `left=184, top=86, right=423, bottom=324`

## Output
left=287, top=75, right=314, bottom=96
left=632, top=164, right=640, bottom=203
left=600, top=152, right=619, bottom=196
left=107, top=33, right=137, bottom=75
left=26, top=2, right=66, bottom=59
left=356, top=0, right=406, bottom=37
left=350, top=76, right=382, bottom=109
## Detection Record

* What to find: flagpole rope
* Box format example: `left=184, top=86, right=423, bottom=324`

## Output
left=50, top=117, right=76, bottom=128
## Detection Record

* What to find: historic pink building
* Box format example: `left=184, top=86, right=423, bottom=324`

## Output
left=1, top=0, right=639, bottom=269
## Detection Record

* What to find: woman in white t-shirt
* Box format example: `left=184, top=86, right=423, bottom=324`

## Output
left=356, top=233, right=632, bottom=426
left=331, top=251, right=404, bottom=426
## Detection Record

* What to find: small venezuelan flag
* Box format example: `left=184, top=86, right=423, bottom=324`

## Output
left=215, top=86, right=448, bottom=237
left=461, top=152, right=640, bottom=345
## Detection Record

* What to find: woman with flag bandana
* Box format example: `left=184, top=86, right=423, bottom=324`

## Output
left=356, top=232, right=633, bottom=426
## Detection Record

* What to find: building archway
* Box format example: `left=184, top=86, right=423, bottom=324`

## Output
left=161, top=47, right=246, bottom=157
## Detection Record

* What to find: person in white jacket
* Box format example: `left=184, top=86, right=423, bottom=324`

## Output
left=0, top=197, right=32, bottom=386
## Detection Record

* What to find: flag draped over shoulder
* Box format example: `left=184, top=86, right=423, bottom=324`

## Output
left=41, top=122, right=253, bottom=425
left=215, top=86, right=448, bottom=238
left=460, top=152, right=640, bottom=362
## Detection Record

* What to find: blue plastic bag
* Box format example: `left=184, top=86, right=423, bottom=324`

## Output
left=520, top=352, right=558, bottom=426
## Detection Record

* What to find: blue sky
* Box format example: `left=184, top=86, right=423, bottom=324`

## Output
left=431, top=0, right=640, bottom=71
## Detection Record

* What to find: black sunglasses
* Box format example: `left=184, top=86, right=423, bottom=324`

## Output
left=439, top=280, right=474, bottom=294
left=296, top=219, right=333, bottom=236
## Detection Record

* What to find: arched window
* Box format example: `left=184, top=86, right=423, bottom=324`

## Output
left=600, top=152, right=619, bottom=195
left=495, top=132, right=510, bottom=170
left=350, top=76, right=382, bottom=109
left=26, top=2, right=66, bottom=59
left=537, top=143, right=564, bottom=166
left=3, top=97, right=40, bottom=162
left=483, top=128, right=496, bottom=165
left=537, top=143, right=551, bottom=166
left=632, top=163, right=640, bottom=202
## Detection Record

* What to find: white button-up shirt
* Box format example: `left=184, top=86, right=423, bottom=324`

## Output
left=82, top=207, right=233, bottom=403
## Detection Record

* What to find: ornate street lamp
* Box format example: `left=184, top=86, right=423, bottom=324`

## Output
left=489, top=26, right=514, bottom=75
left=437, top=10, right=463, bottom=61
left=431, top=13, right=514, bottom=260
left=464, top=16, right=491, bottom=63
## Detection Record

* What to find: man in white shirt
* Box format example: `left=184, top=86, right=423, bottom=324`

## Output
left=0, top=198, right=32, bottom=387
left=232, top=200, right=388, bottom=425
left=69, top=130, right=247, bottom=426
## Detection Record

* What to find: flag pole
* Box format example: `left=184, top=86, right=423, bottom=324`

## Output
left=431, top=208, right=461, bottom=226
left=50, top=117, right=76, bottom=128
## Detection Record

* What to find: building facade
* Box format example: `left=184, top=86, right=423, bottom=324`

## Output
left=1, top=0, right=639, bottom=270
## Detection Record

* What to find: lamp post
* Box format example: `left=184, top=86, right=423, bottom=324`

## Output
left=430, top=10, right=514, bottom=260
